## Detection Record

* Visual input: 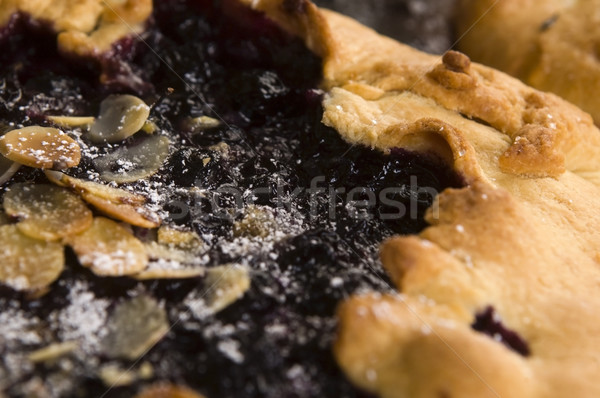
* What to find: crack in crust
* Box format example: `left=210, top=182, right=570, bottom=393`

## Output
left=240, top=1, right=600, bottom=397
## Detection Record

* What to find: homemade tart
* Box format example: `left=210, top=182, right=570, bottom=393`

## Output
left=455, top=0, right=600, bottom=125
left=1, top=0, right=600, bottom=397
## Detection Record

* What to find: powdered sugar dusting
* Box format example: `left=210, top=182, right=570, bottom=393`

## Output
left=53, top=280, right=110, bottom=354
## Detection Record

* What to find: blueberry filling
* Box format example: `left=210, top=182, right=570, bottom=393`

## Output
left=471, top=306, right=531, bottom=357
left=0, top=1, right=463, bottom=397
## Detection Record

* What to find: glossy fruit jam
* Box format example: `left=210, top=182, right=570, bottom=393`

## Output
left=0, top=1, right=463, bottom=397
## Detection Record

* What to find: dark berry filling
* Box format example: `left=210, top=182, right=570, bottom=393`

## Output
left=0, top=1, right=462, bottom=397
left=472, top=306, right=531, bottom=357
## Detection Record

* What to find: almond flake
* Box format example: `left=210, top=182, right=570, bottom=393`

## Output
left=0, top=126, right=81, bottom=169
left=134, top=266, right=205, bottom=280
left=3, top=183, right=93, bottom=241
left=81, top=192, right=161, bottom=228
left=233, top=205, right=277, bottom=238
left=93, top=135, right=170, bottom=183
left=184, top=115, right=221, bottom=132
left=101, top=295, right=168, bottom=360
left=46, top=115, right=95, bottom=129
left=65, top=217, right=148, bottom=276
left=157, top=227, right=203, bottom=248
left=204, top=264, right=251, bottom=313
left=28, top=341, right=78, bottom=363
left=44, top=170, right=160, bottom=228
left=44, top=170, right=146, bottom=204
left=0, top=225, right=64, bottom=290
left=88, top=94, right=150, bottom=143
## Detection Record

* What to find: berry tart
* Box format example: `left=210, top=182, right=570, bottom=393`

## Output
left=1, top=1, right=600, bottom=398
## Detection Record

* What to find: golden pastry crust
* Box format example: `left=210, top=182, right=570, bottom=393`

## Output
left=456, top=0, right=600, bottom=126
left=240, top=1, right=600, bottom=397
left=0, top=0, right=152, bottom=55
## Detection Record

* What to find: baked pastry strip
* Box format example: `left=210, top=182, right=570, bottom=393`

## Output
left=240, top=1, right=600, bottom=397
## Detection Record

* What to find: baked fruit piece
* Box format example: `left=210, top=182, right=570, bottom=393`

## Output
left=455, top=0, right=600, bottom=125
left=237, top=0, right=600, bottom=397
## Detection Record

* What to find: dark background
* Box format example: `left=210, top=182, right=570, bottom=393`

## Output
left=313, top=0, right=457, bottom=54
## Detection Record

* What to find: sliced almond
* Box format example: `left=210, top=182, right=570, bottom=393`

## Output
left=28, top=341, right=78, bottom=363
left=138, top=362, right=154, bottom=379
left=208, top=141, right=229, bottom=155
left=204, top=264, right=251, bottom=313
left=183, top=115, right=221, bottom=131
left=136, top=228, right=205, bottom=279
left=89, top=94, right=150, bottom=143
left=98, top=361, right=154, bottom=387
left=44, top=170, right=160, bottom=228
left=233, top=206, right=277, bottom=238
left=0, top=126, right=80, bottom=169
left=141, top=120, right=158, bottom=134
left=0, top=155, right=21, bottom=185
left=0, top=225, right=64, bottom=291
left=3, top=183, right=93, bottom=241
left=101, top=295, right=168, bottom=360
left=135, top=383, right=206, bottom=398
left=157, top=227, right=203, bottom=248
left=144, top=241, right=201, bottom=264
left=93, top=135, right=170, bottom=183
left=65, top=217, right=148, bottom=276
left=81, top=192, right=161, bottom=228
left=98, top=363, right=138, bottom=387
left=142, top=226, right=204, bottom=264
left=133, top=267, right=205, bottom=280
left=44, top=170, right=146, bottom=204
left=46, top=115, right=95, bottom=129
